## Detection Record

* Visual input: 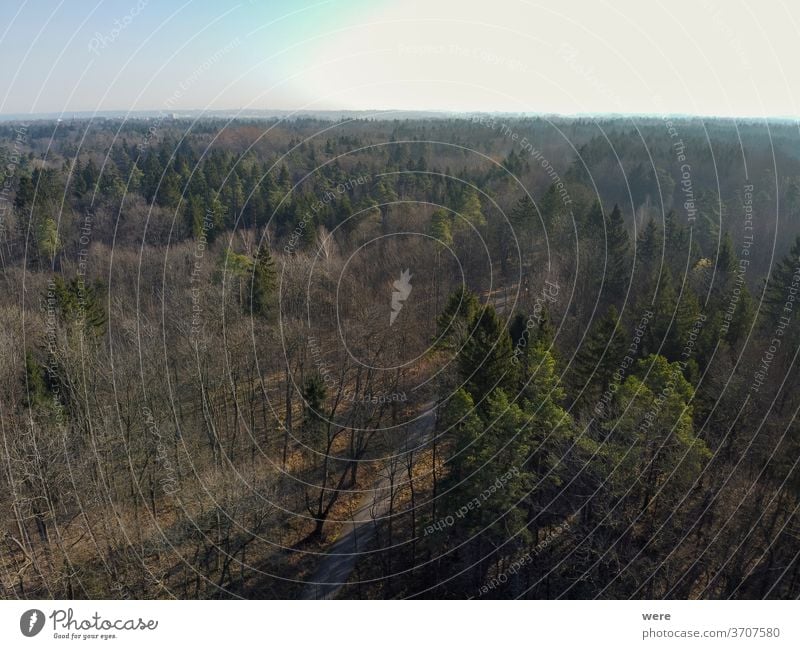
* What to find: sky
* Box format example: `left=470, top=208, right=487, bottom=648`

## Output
left=0, top=0, right=798, bottom=118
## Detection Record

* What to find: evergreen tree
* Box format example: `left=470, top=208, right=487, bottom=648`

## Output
left=14, top=175, right=34, bottom=211
left=36, top=216, right=60, bottom=262
left=716, top=231, right=737, bottom=276
left=438, top=388, right=483, bottom=487
left=22, top=350, right=49, bottom=408
left=663, top=209, right=696, bottom=273
left=510, top=194, right=537, bottom=229
left=251, top=246, right=278, bottom=318
left=603, top=204, right=631, bottom=304
left=458, top=305, right=517, bottom=404
left=302, top=374, right=326, bottom=428
left=436, top=287, right=480, bottom=350
left=71, top=160, right=87, bottom=197
left=764, top=234, right=800, bottom=324
left=567, top=306, right=626, bottom=413
left=601, top=354, right=710, bottom=520
left=645, top=269, right=701, bottom=364
left=638, top=218, right=661, bottom=270
left=583, top=199, right=604, bottom=235
left=458, top=187, right=486, bottom=227
left=430, top=209, right=453, bottom=246
left=540, top=182, right=569, bottom=242
left=50, top=276, right=107, bottom=336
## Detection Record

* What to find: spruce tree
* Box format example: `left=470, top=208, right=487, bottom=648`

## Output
left=430, top=209, right=453, bottom=246
left=251, top=246, right=278, bottom=318
left=458, top=187, right=486, bottom=227
left=764, top=235, right=800, bottom=324
left=458, top=305, right=517, bottom=404
left=604, top=204, right=631, bottom=305
left=436, top=287, right=480, bottom=350
left=638, top=218, right=661, bottom=268
left=567, top=306, right=626, bottom=413
left=582, top=199, right=604, bottom=233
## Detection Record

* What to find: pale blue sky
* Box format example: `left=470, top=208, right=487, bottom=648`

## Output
left=1, top=0, right=798, bottom=118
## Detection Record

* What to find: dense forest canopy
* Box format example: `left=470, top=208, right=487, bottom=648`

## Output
left=0, top=114, right=798, bottom=599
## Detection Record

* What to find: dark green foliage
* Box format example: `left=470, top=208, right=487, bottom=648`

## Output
left=438, top=388, right=483, bottom=486
left=251, top=246, right=278, bottom=318
left=429, top=208, right=453, bottom=246
left=22, top=350, right=49, bottom=408
left=638, top=218, right=661, bottom=268
left=510, top=194, right=537, bottom=228
left=600, top=354, right=710, bottom=517
left=603, top=204, right=631, bottom=304
left=435, top=287, right=480, bottom=350
left=644, top=269, right=701, bottom=364
left=458, top=305, right=517, bottom=404
left=567, top=306, right=626, bottom=413
left=764, top=234, right=800, bottom=324
left=50, top=276, right=107, bottom=336
left=583, top=199, right=604, bottom=235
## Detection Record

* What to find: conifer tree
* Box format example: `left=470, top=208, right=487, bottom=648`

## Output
left=604, top=204, right=631, bottom=304
left=251, top=246, right=278, bottom=318
left=429, top=208, right=453, bottom=246
left=764, top=234, right=800, bottom=324
left=567, top=306, right=626, bottom=412
left=436, top=287, right=480, bottom=350
left=458, top=187, right=486, bottom=227
left=638, top=218, right=661, bottom=269
left=458, top=305, right=516, bottom=404
left=601, top=354, right=710, bottom=519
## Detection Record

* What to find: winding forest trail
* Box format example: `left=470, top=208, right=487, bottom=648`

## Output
left=301, top=400, right=437, bottom=599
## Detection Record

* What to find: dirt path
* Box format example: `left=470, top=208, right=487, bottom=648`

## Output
left=300, top=400, right=437, bottom=599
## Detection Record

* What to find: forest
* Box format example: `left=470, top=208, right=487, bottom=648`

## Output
left=0, top=114, right=799, bottom=599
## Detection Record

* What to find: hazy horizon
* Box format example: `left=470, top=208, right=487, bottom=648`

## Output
left=2, top=0, right=798, bottom=119
left=2, top=107, right=799, bottom=122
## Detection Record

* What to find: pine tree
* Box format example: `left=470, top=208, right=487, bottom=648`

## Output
left=23, top=350, right=49, bottom=408
left=638, top=218, right=661, bottom=268
left=458, top=305, right=517, bottom=404
left=14, top=175, right=34, bottom=211
left=458, top=187, right=486, bottom=227
left=540, top=182, right=571, bottom=243
left=438, top=388, right=483, bottom=486
left=50, top=276, right=107, bottom=336
left=71, top=160, right=87, bottom=197
left=716, top=231, right=737, bottom=276
left=636, top=217, right=662, bottom=297
left=583, top=199, right=604, bottom=235
left=36, top=217, right=61, bottom=262
left=664, top=209, right=696, bottom=273
left=510, top=194, right=537, bottom=229
left=601, top=354, right=709, bottom=520
left=186, top=194, right=207, bottom=239
left=764, top=234, right=800, bottom=324
left=429, top=209, right=453, bottom=246
left=567, top=306, right=626, bottom=413
left=603, top=204, right=631, bottom=304
left=251, top=246, right=278, bottom=318
left=436, top=287, right=480, bottom=350
left=725, top=283, right=755, bottom=347
left=518, top=332, right=567, bottom=414
left=645, top=269, right=701, bottom=365
left=302, top=374, right=326, bottom=428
